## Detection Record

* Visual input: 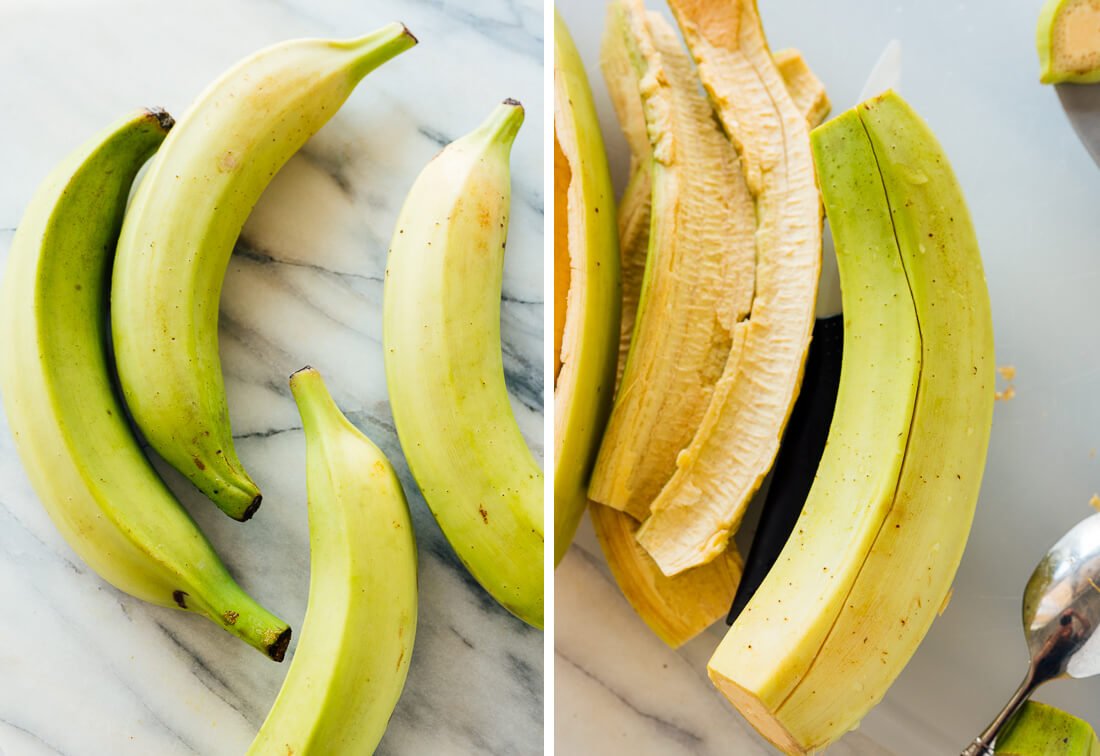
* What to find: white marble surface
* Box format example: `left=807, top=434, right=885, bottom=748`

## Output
left=556, top=0, right=1100, bottom=753
left=0, top=1, right=543, bottom=754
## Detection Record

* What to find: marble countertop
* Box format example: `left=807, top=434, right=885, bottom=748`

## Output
left=0, top=1, right=543, bottom=754
left=556, top=0, right=1100, bottom=753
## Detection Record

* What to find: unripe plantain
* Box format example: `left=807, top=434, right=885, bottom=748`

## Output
left=249, top=368, right=416, bottom=755
left=709, top=92, right=994, bottom=753
left=0, top=110, right=290, bottom=660
left=112, top=25, right=416, bottom=520
left=383, top=101, right=544, bottom=629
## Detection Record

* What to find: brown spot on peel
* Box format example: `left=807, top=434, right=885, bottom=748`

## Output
left=172, top=590, right=188, bottom=608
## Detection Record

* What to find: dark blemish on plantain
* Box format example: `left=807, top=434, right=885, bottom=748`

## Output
left=242, top=495, right=262, bottom=521
left=173, top=590, right=188, bottom=608
left=478, top=505, right=489, bottom=524
left=193, top=457, right=206, bottom=471
left=223, top=610, right=239, bottom=625
left=269, top=627, right=291, bottom=662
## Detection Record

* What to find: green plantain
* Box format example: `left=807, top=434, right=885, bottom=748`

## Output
left=383, top=101, right=544, bottom=629
left=249, top=368, right=416, bottom=755
left=0, top=109, right=290, bottom=660
left=111, top=25, right=416, bottom=520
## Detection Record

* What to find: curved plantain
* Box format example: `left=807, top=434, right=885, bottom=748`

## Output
left=0, top=110, right=290, bottom=660
left=383, top=101, right=544, bottom=629
left=553, top=11, right=621, bottom=564
left=709, top=92, right=994, bottom=754
left=111, top=25, right=417, bottom=520
left=249, top=368, right=416, bottom=755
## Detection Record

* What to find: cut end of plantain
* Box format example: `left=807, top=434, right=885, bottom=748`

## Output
left=1038, top=0, right=1100, bottom=84
left=708, top=669, right=806, bottom=755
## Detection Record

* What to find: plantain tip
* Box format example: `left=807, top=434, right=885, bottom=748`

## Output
left=400, top=23, right=418, bottom=45
left=146, top=107, right=175, bottom=132
left=241, top=494, right=262, bottom=521
left=268, top=627, right=292, bottom=662
left=503, top=97, right=523, bottom=110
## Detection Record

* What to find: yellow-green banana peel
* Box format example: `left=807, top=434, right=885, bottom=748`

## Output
left=0, top=110, right=291, bottom=660
left=249, top=368, right=416, bottom=755
left=709, top=92, right=994, bottom=754
left=112, top=25, right=416, bottom=520
left=553, top=11, right=621, bottom=564
left=384, top=102, right=544, bottom=629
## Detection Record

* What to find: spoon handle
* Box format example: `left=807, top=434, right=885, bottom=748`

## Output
left=960, top=669, right=1040, bottom=756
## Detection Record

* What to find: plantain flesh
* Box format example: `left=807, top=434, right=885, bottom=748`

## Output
left=1037, top=0, right=1100, bottom=84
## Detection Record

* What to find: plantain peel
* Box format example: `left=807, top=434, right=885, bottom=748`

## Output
left=590, top=18, right=832, bottom=648
left=996, top=701, right=1100, bottom=755
left=638, top=0, right=822, bottom=576
left=553, top=11, right=621, bottom=564
left=588, top=0, right=756, bottom=522
left=709, top=92, right=994, bottom=754
left=773, top=49, right=831, bottom=128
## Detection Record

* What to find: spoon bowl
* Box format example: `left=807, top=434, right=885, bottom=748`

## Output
left=962, top=512, right=1100, bottom=755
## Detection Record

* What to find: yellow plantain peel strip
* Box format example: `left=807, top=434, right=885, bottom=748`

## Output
left=553, top=11, right=622, bottom=564
left=611, top=44, right=828, bottom=389
left=709, top=92, right=994, bottom=754
left=773, top=49, right=832, bottom=128
left=599, top=0, right=655, bottom=387
left=590, top=19, right=830, bottom=648
left=637, top=0, right=823, bottom=577
left=588, top=0, right=756, bottom=523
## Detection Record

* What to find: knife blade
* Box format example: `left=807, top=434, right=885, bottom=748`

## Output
left=727, top=41, right=902, bottom=624
left=1056, top=83, right=1100, bottom=168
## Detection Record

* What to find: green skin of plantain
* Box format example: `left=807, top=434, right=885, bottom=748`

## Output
left=710, top=91, right=995, bottom=753
left=997, top=701, right=1100, bottom=756
left=1037, top=0, right=1100, bottom=84
left=111, top=25, right=416, bottom=520
left=709, top=103, right=921, bottom=732
left=249, top=368, right=416, bottom=755
left=553, top=11, right=622, bottom=565
left=383, top=102, right=544, bottom=629
left=0, top=110, right=290, bottom=660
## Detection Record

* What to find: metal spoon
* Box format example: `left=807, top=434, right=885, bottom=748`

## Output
left=962, top=512, right=1100, bottom=755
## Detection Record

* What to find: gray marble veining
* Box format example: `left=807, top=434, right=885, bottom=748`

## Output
left=0, top=1, right=543, bottom=754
